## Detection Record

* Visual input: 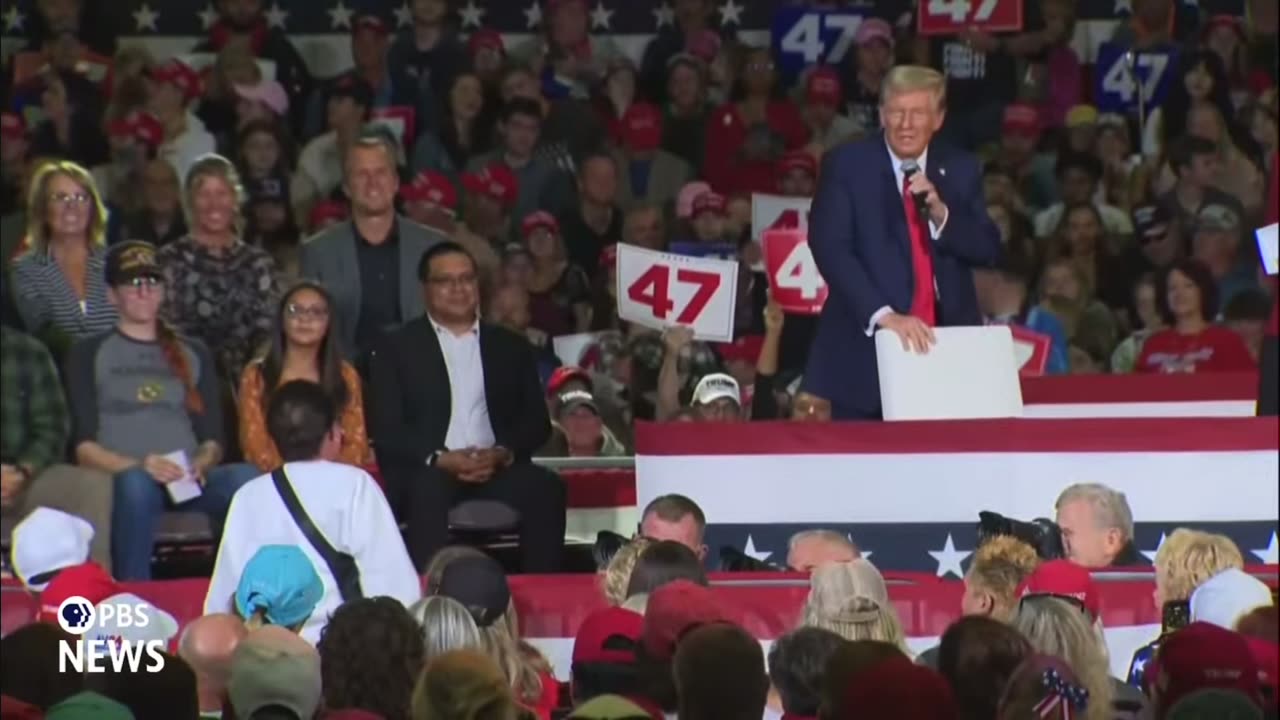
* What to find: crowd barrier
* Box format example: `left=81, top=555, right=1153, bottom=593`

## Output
left=5, top=567, right=1275, bottom=681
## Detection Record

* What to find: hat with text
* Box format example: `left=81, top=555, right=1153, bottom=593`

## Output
left=403, top=170, right=458, bottom=211
left=557, top=389, right=601, bottom=418
left=1155, top=622, right=1264, bottom=717
left=621, top=103, right=663, bottom=153
left=548, top=365, right=593, bottom=395
left=1190, top=568, right=1274, bottom=632
left=462, top=164, right=519, bottom=209
left=677, top=181, right=712, bottom=219
left=1132, top=203, right=1171, bottom=240
left=12, top=508, right=94, bottom=592
left=1017, top=559, right=1101, bottom=619
left=104, top=240, right=162, bottom=287
left=38, top=562, right=119, bottom=623
left=235, top=544, right=326, bottom=630
left=692, top=372, right=741, bottom=407
left=805, top=66, right=843, bottom=107
left=778, top=150, right=818, bottom=179
left=106, top=111, right=164, bottom=150
left=229, top=627, right=323, bottom=720
left=436, top=553, right=511, bottom=628
left=691, top=191, right=727, bottom=217
left=90, top=592, right=180, bottom=646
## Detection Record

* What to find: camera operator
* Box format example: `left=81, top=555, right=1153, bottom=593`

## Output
left=1054, top=483, right=1143, bottom=568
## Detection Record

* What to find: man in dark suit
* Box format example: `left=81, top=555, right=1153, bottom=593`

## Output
left=300, top=129, right=446, bottom=360
left=368, top=242, right=567, bottom=572
left=804, top=65, right=1002, bottom=420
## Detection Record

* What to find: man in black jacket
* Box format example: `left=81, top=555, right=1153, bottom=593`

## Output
left=369, top=242, right=566, bottom=572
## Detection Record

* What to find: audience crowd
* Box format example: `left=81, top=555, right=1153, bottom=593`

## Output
left=0, top=0, right=1277, bottom=718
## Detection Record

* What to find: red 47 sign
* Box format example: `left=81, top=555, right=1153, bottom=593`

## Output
left=917, top=0, right=1023, bottom=36
left=1010, top=325, right=1050, bottom=376
left=763, top=229, right=828, bottom=315
left=615, top=244, right=739, bottom=342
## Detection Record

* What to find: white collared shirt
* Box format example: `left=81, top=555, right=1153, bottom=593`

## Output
left=429, top=315, right=496, bottom=450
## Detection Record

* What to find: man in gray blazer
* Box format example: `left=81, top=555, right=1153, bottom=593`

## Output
left=613, top=103, right=692, bottom=215
left=300, top=130, right=446, bottom=359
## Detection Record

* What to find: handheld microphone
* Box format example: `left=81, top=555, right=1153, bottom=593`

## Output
left=901, top=159, right=931, bottom=225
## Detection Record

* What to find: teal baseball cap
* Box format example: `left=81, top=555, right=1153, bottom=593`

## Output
left=235, top=545, right=325, bottom=629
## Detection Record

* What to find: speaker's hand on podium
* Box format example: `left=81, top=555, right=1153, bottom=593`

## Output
left=879, top=312, right=936, bottom=354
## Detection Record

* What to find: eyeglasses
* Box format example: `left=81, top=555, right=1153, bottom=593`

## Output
left=121, top=276, right=162, bottom=290
left=428, top=273, right=477, bottom=289
left=50, top=191, right=91, bottom=206
left=285, top=303, right=329, bottom=320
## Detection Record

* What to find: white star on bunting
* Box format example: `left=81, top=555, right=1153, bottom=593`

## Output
left=264, top=3, right=289, bottom=29
left=1113, top=0, right=1133, bottom=14
left=3, top=5, right=25, bottom=32
left=719, top=0, right=744, bottom=26
left=328, top=0, right=353, bottom=29
left=459, top=0, right=486, bottom=29
left=197, top=4, right=219, bottom=30
left=928, top=533, right=971, bottom=579
left=1141, top=533, right=1167, bottom=564
left=523, top=2, right=542, bottom=28
left=1252, top=531, right=1279, bottom=564
left=653, top=4, right=675, bottom=29
left=393, top=3, right=413, bottom=28
left=850, top=534, right=871, bottom=561
left=590, top=2, right=614, bottom=31
left=132, top=4, right=159, bottom=31
left=743, top=535, right=773, bottom=563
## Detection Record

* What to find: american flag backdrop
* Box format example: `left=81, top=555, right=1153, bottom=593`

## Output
left=0, top=0, right=1247, bottom=38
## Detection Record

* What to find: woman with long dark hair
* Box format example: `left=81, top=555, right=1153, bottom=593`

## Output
left=1135, top=259, right=1255, bottom=373
left=437, top=71, right=495, bottom=170
left=66, top=240, right=259, bottom=580
left=237, top=281, right=370, bottom=472
left=1146, top=49, right=1237, bottom=158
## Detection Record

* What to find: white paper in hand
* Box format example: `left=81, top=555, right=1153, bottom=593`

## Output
left=162, top=450, right=203, bottom=504
left=1256, top=223, right=1278, bottom=275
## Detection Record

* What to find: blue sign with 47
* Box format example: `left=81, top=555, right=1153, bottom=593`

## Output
left=771, top=6, right=869, bottom=79
left=1094, top=42, right=1179, bottom=114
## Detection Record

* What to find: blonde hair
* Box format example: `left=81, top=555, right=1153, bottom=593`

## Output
left=602, top=537, right=654, bottom=606
left=480, top=602, right=545, bottom=705
left=1154, top=529, right=1244, bottom=604
left=184, top=154, right=246, bottom=234
left=880, top=65, right=947, bottom=109
left=23, top=160, right=109, bottom=254
left=409, top=596, right=485, bottom=663
left=801, top=561, right=906, bottom=652
left=967, top=536, right=1041, bottom=618
left=1055, top=483, right=1135, bottom=543
left=1012, top=597, right=1114, bottom=720
left=411, top=649, right=518, bottom=720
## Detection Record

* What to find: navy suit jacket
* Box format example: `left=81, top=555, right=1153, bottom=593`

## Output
left=803, top=135, right=1002, bottom=419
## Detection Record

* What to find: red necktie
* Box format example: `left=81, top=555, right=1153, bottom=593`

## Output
left=902, top=175, right=937, bottom=326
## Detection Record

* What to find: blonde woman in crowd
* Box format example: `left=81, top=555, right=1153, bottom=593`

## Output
left=411, top=649, right=519, bottom=720
left=1153, top=528, right=1246, bottom=606
left=601, top=536, right=654, bottom=608
left=12, top=160, right=117, bottom=352
left=800, top=560, right=909, bottom=655
left=408, top=596, right=485, bottom=663
left=157, top=154, right=279, bottom=378
left=1012, top=597, right=1116, bottom=720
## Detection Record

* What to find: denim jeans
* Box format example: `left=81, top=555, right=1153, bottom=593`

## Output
left=111, top=462, right=260, bottom=580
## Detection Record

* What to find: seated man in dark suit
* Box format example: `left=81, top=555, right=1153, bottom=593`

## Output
left=369, top=241, right=567, bottom=572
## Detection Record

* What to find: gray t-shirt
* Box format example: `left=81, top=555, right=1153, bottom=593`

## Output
left=66, top=329, right=222, bottom=460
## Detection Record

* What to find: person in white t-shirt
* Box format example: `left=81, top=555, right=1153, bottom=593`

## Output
left=204, top=380, right=420, bottom=644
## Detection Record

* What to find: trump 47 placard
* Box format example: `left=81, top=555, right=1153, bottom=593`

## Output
left=763, top=228, right=828, bottom=315
left=616, top=244, right=739, bottom=343
left=917, top=0, right=1023, bottom=35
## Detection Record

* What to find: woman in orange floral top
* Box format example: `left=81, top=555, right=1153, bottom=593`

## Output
left=238, top=281, right=371, bottom=470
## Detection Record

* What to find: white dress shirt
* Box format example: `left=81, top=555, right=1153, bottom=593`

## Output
left=866, top=141, right=950, bottom=335
left=430, top=315, right=497, bottom=451
left=204, top=460, right=421, bottom=645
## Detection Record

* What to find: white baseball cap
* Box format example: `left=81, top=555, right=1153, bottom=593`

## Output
left=692, top=373, right=741, bottom=406
left=12, top=508, right=94, bottom=591
left=1190, top=568, right=1274, bottom=631
left=91, top=592, right=180, bottom=645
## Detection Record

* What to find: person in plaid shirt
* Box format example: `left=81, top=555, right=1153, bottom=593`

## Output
left=0, top=324, right=112, bottom=570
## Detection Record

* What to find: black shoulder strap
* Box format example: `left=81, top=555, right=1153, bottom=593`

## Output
left=271, top=467, right=363, bottom=602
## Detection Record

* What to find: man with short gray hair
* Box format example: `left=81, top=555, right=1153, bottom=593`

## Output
left=1055, top=482, right=1142, bottom=568
left=786, top=529, right=859, bottom=573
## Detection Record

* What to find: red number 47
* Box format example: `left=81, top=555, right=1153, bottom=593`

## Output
left=627, top=265, right=722, bottom=324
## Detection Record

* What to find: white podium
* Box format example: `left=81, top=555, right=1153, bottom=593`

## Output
left=875, top=325, right=1024, bottom=421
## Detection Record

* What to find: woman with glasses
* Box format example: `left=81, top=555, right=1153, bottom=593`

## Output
left=157, top=154, right=279, bottom=379
left=65, top=241, right=259, bottom=581
left=11, top=160, right=118, bottom=356
left=237, top=281, right=371, bottom=472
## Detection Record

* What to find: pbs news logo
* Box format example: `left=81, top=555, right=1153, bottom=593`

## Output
left=57, top=595, right=167, bottom=673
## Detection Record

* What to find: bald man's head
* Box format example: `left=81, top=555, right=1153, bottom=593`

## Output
left=179, top=614, right=248, bottom=685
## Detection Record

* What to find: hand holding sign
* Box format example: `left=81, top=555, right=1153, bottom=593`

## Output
left=616, top=244, right=739, bottom=342
left=763, top=229, right=828, bottom=315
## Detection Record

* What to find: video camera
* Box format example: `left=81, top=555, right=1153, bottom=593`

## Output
left=977, top=511, right=1065, bottom=560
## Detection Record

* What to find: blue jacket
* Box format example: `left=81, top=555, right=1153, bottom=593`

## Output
left=802, top=135, right=1002, bottom=418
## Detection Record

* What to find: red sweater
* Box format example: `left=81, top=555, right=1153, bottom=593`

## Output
left=1135, top=326, right=1257, bottom=374
left=703, top=101, right=809, bottom=197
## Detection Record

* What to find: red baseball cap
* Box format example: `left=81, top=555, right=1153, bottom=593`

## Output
left=468, top=28, right=505, bottom=57
left=402, top=170, right=458, bottom=211
left=806, top=66, right=843, bottom=107
left=521, top=210, right=560, bottom=238
left=37, top=562, right=120, bottom=623
left=1002, top=102, right=1041, bottom=137
left=573, top=606, right=644, bottom=665
left=691, top=191, right=726, bottom=217
left=0, top=112, right=25, bottom=141
left=352, top=10, right=389, bottom=36
left=107, top=111, right=164, bottom=151
left=1155, top=622, right=1264, bottom=716
left=686, top=29, right=722, bottom=63
left=548, top=366, right=592, bottom=395
left=1016, top=560, right=1101, bottom=619
left=150, top=59, right=201, bottom=104
left=599, top=243, right=619, bottom=272
left=718, top=335, right=764, bottom=365
left=621, top=103, right=663, bottom=153
left=309, top=199, right=350, bottom=229
left=778, top=150, right=817, bottom=179
left=840, top=655, right=957, bottom=719
left=641, top=580, right=728, bottom=662
left=462, top=164, right=519, bottom=209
